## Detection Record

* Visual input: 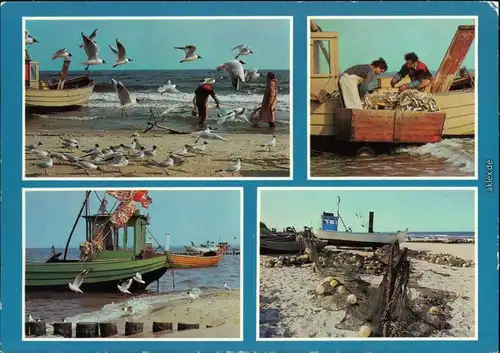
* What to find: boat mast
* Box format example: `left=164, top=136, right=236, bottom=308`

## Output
left=63, top=190, right=91, bottom=260
left=336, top=196, right=350, bottom=232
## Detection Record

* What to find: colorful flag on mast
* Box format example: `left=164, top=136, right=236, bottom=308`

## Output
left=105, top=190, right=153, bottom=227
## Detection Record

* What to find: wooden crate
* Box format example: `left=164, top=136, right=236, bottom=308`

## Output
left=333, top=108, right=446, bottom=144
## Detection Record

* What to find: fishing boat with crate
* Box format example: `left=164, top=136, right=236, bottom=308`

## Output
left=25, top=190, right=169, bottom=292
left=309, top=20, right=475, bottom=156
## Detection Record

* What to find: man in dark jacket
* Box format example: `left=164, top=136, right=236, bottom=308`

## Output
left=391, top=52, right=433, bottom=92
left=194, top=78, right=220, bottom=126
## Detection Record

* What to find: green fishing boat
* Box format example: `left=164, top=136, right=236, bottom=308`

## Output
left=25, top=190, right=169, bottom=292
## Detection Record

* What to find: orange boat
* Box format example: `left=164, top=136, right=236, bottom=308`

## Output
left=168, top=251, right=223, bottom=268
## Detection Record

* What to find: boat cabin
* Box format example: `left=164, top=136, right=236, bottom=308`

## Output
left=321, top=212, right=339, bottom=232
left=25, top=55, right=93, bottom=91
left=82, top=211, right=150, bottom=260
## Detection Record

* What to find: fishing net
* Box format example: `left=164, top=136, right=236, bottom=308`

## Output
left=303, top=238, right=454, bottom=337
left=364, top=90, right=439, bottom=112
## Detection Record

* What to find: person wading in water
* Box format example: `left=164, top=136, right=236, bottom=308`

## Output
left=193, top=78, right=220, bottom=127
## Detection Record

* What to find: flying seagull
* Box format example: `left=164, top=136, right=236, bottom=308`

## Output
left=79, top=29, right=98, bottom=48
left=80, top=32, right=106, bottom=70
left=25, top=30, right=39, bottom=45
left=174, top=45, right=202, bottom=63
left=217, top=60, right=246, bottom=91
left=109, top=39, right=133, bottom=67
left=52, top=48, right=73, bottom=60
left=110, top=77, right=139, bottom=117
left=68, top=269, right=89, bottom=294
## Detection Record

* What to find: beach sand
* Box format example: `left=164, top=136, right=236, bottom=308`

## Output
left=113, top=289, right=241, bottom=339
left=27, top=290, right=240, bottom=339
left=24, top=131, right=290, bottom=178
left=259, top=244, right=475, bottom=339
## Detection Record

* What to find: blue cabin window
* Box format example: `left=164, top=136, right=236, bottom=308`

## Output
left=321, top=216, right=339, bottom=231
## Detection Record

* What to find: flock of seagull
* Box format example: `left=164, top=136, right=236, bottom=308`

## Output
left=26, top=129, right=277, bottom=177
left=26, top=28, right=262, bottom=118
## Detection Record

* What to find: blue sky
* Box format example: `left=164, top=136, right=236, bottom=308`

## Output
left=314, top=18, right=475, bottom=72
left=25, top=190, right=241, bottom=248
left=25, top=18, right=291, bottom=71
left=260, top=189, right=475, bottom=232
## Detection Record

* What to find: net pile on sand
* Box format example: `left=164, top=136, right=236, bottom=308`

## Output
left=303, top=238, right=456, bottom=337
left=364, top=90, right=439, bottom=112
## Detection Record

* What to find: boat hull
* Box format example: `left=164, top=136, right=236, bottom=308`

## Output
left=260, top=238, right=328, bottom=255
left=170, top=253, right=223, bottom=268
left=25, top=255, right=168, bottom=292
left=314, top=230, right=408, bottom=248
left=25, top=80, right=94, bottom=113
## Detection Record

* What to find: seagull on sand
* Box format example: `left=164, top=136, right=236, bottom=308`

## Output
left=224, top=282, right=232, bottom=291
left=188, top=291, right=200, bottom=302
left=61, top=140, right=79, bottom=151
left=232, top=44, right=253, bottom=59
left=187, top=141, right=208, bottom=154
left=194, top=127, right=229, bottom=143
left=25, top=142, right=43, bottom=150
left=117, top=278, right=134, bottom=295
left=217, top=60, right=246, bottom=91
left=79, top=29, right=98, bottom=48
left=216, top=158, right=241, bottom=176
left=110, top=78, right=139, bottom=117
left=172, top=144, right=189, bottom=157
left=109, top=39, right=133, bottom=68
left=25, top=30, right=39, bottom=45
left=74, top=160, right=101, bottom=174
left=51, top=48, right=73, bottom=60
left=174, top=45, right=202, bottom=63
left=107, top=155, right=130, bottom=174
left=133, top=272, right=145, bottom=284
left=68, top=269, right=89, bottom=294
left=33, top=154, right=54, bottom=175
left=80, top=32, right=106, bottom=70
left=262, top=135, right=276, bottom=151
left=59, top=136, right=78, bottom=145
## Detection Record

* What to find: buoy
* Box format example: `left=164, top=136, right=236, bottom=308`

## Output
left=28, top=321, right=47, bottom=336
left=337, top=285, right=346, bottom=294
left=152, top=322, right=173, bottom=333
left=99, top=322, right=118, bottom=337
left=347, top=294, right=357, bottom=304
left=177, top=323, right=200, bottom=331
left=359, top=324, right=372, bottom=337
left=125, top=322, right=144, bottom=336
left=428, top=306, right=440, bottom=315
left=53, top=322, right=72, bottom=338
left=329, top=279, right=338, bottom=287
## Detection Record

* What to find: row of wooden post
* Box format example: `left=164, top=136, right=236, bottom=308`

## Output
left=25, top=321, right=201, bottom=338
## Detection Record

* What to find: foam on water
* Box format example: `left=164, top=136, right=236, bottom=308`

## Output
left=33, top=114, right=99, bottom=121
left=65, top=293, right=188, bottom=324
left=398, top=138, right=474, bottom=174
left=87, top=91, right=290, bottom=112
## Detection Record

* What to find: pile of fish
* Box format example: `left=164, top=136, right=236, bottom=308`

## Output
left=364, top=90, right=439, bottom=112
left=407, top=250, right=475, bottom=268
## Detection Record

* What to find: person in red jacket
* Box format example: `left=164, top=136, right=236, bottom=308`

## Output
left=391, top=52, right=433, bottom=92
left=194, top=78, right=220, bottom=126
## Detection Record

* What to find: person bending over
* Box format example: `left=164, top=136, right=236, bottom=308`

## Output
left=194, top=78, right=220, bottom=127
left=338, top=58, right=388, bottom=109
left=391, top=52, right=432, bottom=92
